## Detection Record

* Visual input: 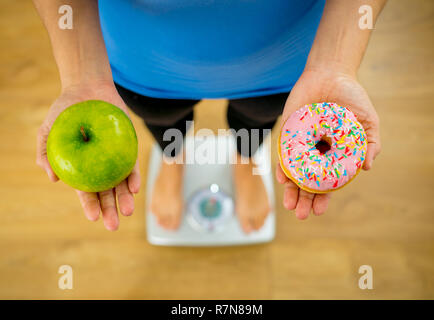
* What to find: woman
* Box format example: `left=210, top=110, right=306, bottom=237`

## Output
left=34, top=0, right=384, bottom=231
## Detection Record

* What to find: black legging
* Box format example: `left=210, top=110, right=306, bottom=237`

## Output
left=115, top=83, right=288, bottom=158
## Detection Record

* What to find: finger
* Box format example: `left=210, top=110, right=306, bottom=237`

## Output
left=128, top=162, right=141, bottom=194
left=36, top=126, right=59, bottom=182
left=44, top=163, right=59, bottom=182
left=99, top=189, right=119, bottom=231
left=312, top=193, right=331, bottom=216
left=115, top=180, right=134, bottom=216
left=283, top=180, right=299, bottom=210
left=295, top=190, right=315, bottom=220
left=276, top=162, right=289, bottom=184
left=362, top=116, right=381, bottom=171
left=76, top=190, right=100, bottom=221
left=363, top=141, right=381, bottom=170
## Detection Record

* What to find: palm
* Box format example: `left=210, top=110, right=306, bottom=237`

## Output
left=37, top=81, right=141, bottom=230
left=276, top=69, right=381, bottom=219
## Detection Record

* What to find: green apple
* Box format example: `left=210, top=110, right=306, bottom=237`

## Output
left=47, top=100, right=138, bottom=192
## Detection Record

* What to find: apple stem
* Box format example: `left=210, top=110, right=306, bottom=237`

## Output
left=80, top=126, right=88, bottom=142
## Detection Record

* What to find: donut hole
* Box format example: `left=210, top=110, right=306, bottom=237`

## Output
left=315, top=136, right=332, bottom=154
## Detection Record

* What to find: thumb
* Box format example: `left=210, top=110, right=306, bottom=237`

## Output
left=36, top=125, right=59, bottom=182
left=280, top=87, right=316, bottom=128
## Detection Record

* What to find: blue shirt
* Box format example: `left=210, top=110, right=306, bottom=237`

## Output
left=99, top=0, right=325, bottom=99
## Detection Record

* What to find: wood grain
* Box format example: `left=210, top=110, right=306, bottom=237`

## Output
left=0, top=0, right=433, bottom=299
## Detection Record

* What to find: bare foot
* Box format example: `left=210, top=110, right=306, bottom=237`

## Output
left=150, top=154, right=184, bottom=230
left=233, top=153, right=271, bottom=233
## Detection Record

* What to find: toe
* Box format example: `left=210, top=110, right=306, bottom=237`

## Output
left=170, top=211, right=183, bottom=230
left=161, top=215, right=171, bottom=229
left=252, top=211, right=269, bottom=230
left=156, top=213, right=169, bottom=229
left=165, top=214, right=176, bottom=230
left=238, top=212, right=253, bottom=234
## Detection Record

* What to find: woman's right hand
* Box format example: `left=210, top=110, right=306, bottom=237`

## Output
left=36, top=81, right=141, bottom=231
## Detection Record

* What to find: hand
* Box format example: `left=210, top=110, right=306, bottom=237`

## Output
left=36, top=81, right=141, bottom=231
left=276, top=67, right=381, bottom=220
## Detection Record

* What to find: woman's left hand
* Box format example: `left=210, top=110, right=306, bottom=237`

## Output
left=276, top=67, right=381, bottom=220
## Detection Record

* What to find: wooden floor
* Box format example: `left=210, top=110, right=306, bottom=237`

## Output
left=0, top=0, right=433, bottom=299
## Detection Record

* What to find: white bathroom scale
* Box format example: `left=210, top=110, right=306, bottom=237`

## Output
left=145, top=134, right=275, bottom=246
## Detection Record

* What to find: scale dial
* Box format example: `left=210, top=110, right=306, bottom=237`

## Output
left=186, top=184, right=233, bottom=232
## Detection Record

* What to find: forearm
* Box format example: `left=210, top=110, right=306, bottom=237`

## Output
left=33, top=0, right=112, bottom=90
left=306, top=0, right=387, bottom=76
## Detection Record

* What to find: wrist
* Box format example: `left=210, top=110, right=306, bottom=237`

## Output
left=305, top=56, right=358, bottom=79
left=60, top=67, right=114, bottom=93
left=54, top=38, right=113, bottom=91
left=60, top=76, right=115, bottom=95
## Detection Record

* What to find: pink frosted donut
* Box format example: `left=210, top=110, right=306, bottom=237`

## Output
left=278, top=102, right=368, bottom=193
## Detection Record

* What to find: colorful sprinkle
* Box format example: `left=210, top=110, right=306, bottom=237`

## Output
left=279, top=102, right=368, bottom=191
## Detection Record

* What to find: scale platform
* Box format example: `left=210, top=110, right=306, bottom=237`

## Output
left=146, top=134, right=275, bottom=246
